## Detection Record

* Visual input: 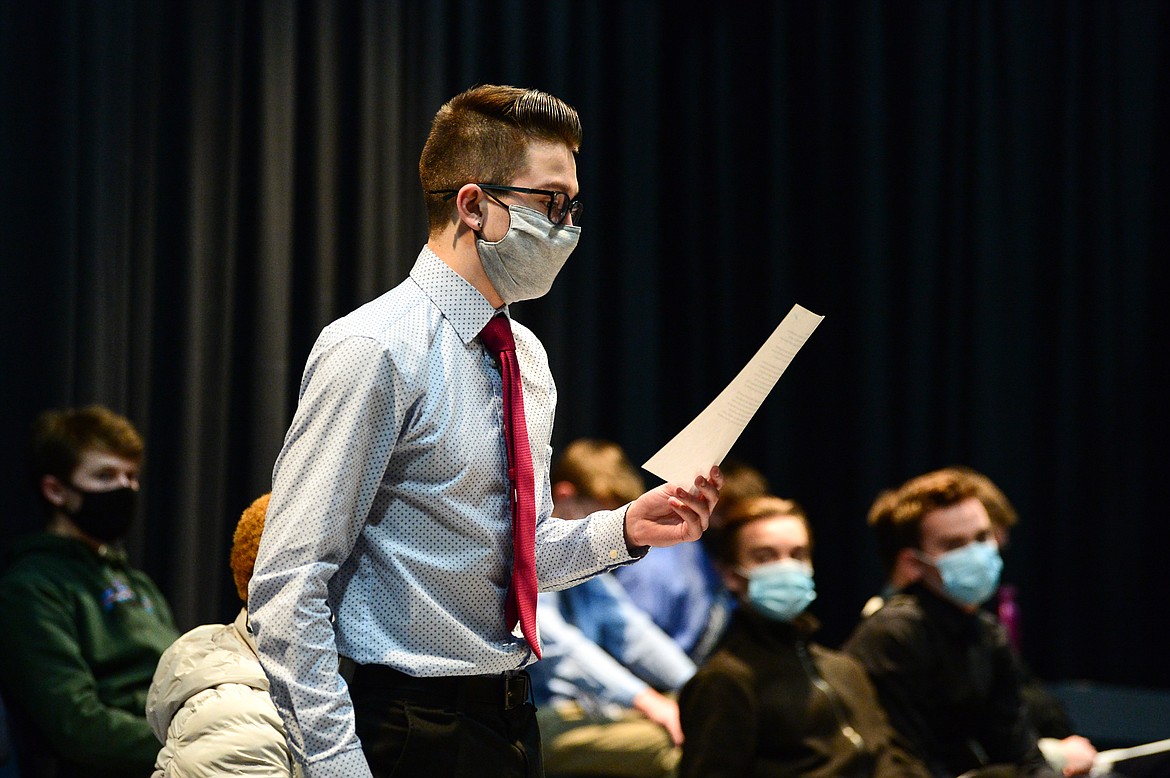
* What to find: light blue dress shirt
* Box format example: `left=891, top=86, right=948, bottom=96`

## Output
left=249, top=247, right=642, bottom=778
left=529, top=573, right=696, bottom=719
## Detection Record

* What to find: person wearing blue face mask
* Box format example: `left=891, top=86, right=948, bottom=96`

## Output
left=859, top=467, right=1105, bottom=776
left=677, top=495, right=929, bottom=778
left=844, top=468, right=1061, bottom=778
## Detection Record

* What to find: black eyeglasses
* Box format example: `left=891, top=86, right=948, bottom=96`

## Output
left=429, top=184, right=583, bottom=226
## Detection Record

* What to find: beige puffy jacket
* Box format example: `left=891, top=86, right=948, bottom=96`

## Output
left=146, top=609, right=303, bottom=778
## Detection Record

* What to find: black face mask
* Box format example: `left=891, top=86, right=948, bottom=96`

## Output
left=67, top=485, right=138, bottom=543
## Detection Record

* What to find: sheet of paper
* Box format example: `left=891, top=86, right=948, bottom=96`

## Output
left=1092, top=738, right=1170, bottom=776
left=642, top=304, right=824, bottom=486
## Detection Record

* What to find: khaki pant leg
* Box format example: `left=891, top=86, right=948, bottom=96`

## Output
left=538, top=704, right=679, bottom=778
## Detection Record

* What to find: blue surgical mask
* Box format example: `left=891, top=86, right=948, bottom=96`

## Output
left=922, top=540, right=1003, bottom=607
left=741, top=559, right=816, bottom=622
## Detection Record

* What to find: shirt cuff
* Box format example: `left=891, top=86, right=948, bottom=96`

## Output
left=613, top=677, right=651, bottom=708
left=600, top=504, right=646, bottom=563
left=302, top=746, right=374, bottom=778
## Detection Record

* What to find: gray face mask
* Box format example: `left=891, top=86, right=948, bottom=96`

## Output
left=477, top=204, right=580, bottom=304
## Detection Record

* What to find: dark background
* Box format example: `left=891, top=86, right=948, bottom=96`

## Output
left=2, top=0, right=1167, bottom=694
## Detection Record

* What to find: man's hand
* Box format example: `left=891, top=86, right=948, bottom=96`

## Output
left=632, top=688, right=685, bottom=746
left=624, top=467, right=723, bottom=549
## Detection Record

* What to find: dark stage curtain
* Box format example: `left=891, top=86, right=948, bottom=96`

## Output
left=1, top=1, right=1167, bottom=691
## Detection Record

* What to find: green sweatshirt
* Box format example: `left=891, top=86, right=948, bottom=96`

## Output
left=0, top=533, right=179, bottom=777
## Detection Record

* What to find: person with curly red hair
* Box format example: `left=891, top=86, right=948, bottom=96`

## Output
left=146, top=494, right=301, bottom=778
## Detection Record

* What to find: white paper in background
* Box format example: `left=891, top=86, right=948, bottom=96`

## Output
left=642, top=304, right=824, bottom=486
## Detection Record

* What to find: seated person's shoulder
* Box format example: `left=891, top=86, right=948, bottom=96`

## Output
left=685, top=648, right=755, bottom=697
left=864, top=591, right=926, bottom=624
left=846, top=594, right=930, bottom=654
left=0, top=536, right=87, bottom=596
left=148, top=621, right=268, bottom=734
left=808, top=644, right=887, bottom=695
left=157, top=623, right=244, bottom=670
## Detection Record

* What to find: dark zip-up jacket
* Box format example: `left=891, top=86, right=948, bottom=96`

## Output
left=678, top=606, right=929, bottom=778
left=844, top=583, right=1058, bottom=777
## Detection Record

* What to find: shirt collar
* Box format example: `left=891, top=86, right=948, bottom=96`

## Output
left=411, top=246, right=505, bottom=346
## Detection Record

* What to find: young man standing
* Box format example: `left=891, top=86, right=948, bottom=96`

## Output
left=0, top=405, right=178, bottom=778
left=249, top=85, right=722, bottom=778
left=844, top=468, right=1058, bottom=777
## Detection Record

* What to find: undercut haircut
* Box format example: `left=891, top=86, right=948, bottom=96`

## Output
left=419, top=84, right=582, bottom=234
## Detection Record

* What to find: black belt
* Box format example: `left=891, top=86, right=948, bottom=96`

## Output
left=349, top=662, right=531, bottom=711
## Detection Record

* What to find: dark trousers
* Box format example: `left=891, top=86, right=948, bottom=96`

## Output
left=350, top=663, right=544, bottom=778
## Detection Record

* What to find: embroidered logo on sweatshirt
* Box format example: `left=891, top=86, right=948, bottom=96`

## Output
left=101, top=577, right=152, bottom=612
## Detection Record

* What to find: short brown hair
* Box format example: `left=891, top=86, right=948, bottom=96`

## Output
left=551, top=439, right=644, bottom=505
left=419, top=84, right=582, bottom=234
left=231, top=493, right=270, bottom=602
left=954, top=465, right=1017, bottom=531
left=709, top=458, right=770, bottom=529
left=717, top=495, right=811, bottom=567
left=867, top=467, right=984, bottom=574
left=29, top=405, right=144, bottom=491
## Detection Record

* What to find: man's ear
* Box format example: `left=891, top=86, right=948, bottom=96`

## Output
left=454, top=184, right=485, bottom=232
left=720, top=562, right=746, bottom=597
left=41, top=474, right=68, bottom=508
left=895, top=546, right=926, bottom=584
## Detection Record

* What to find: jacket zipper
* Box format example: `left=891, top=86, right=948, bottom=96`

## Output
left=795, top=641, right=866, bottom=757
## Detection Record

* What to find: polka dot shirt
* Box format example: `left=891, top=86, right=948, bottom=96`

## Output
left=248, top=246, right=639, bottom=777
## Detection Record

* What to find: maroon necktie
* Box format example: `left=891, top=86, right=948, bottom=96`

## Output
left=480, top=314, right=541, bottom=659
